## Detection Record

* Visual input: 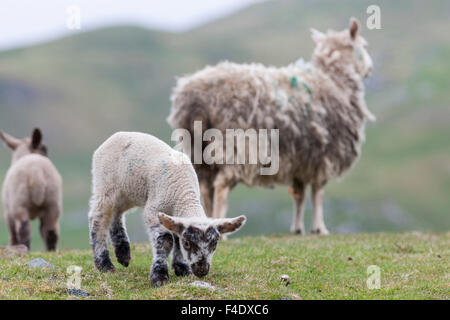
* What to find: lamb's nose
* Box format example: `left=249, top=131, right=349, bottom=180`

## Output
left=192, top=263, right=210, bottom=278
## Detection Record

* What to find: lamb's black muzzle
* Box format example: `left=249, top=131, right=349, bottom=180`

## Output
left=191, top=262, right=210, bottom=278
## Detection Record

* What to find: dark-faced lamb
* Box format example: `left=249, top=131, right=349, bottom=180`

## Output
left=0, top=128, right=62, bottom=251
left=88, top=132, right=246, bottom=286
left=168, top=18, right=375, bottom=235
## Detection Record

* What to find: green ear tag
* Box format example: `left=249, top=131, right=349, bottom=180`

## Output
left=291, top=76, right=298, bottom=88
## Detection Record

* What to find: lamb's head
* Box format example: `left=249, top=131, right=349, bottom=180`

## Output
left=0, top=128, right=48, bottom=164
left=158, top=213, right=246, bottom=277
left=311, top=18, right=373, bottom=79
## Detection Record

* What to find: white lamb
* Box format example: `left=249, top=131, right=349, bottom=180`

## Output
left=88, top=132, right=246, bottom=286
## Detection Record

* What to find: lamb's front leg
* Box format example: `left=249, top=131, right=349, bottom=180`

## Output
left=172, top=234, right=191, bottom=277
left=149, top=226, right=174, bottom=287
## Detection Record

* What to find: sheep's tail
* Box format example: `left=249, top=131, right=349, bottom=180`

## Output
left=29, top=167, right=46, bottom=207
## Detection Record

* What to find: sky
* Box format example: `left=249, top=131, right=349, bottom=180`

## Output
left=0, top=0, right=263, bottom=50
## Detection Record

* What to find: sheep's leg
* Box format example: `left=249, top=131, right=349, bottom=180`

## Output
left=171, top=234, right=191, bottom=277
left=149, top=225, right=174, bottom=287
left=39, top=204, right=60, bottom=251
left=14, top=207, right=31, bottom=249
left=109, top=213, right=131, bottom=267
left=89, top=201, right=115, bottom=272
left=290, top=181, right=307, bottom=235
left=200, top=181, right=214, bottom=217
left=212, top=183, right=230, bottom=220
left=311, top=183, right=329, bottom=235
left=6, top=215, right=19, bottom=246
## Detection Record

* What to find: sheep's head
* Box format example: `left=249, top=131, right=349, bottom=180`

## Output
left=311, top=18, right=373, bottom=79
left=0, top=128, right=48, bottom=164
left=158, top=213, right=246, bottom=277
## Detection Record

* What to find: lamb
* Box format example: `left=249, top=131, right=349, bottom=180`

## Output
left=168, top=18, right=375, bottom=235
left=88, top=131, right=246, bottom=286
left=0, top=128, right=62, bottom=251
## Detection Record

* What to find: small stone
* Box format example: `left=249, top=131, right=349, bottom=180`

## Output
left=26, top=258, right=54, bottom=268
left=348, top=257, right=353, bottom=261
left=280, top=274, right=291, bottom=286
left=67, top=288, right=90, bottom=297
left=437, top=254, right=441, bottom=258
left=190, top=281, right=216, bottom=291
left=2, top=277, right=11, bottom=281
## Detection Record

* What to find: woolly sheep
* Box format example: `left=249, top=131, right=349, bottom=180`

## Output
left=88, top=132, right=246, bottom=286
left=0, top=128, right=62, bottom=251
left=168, top=18, right=375, bottom=235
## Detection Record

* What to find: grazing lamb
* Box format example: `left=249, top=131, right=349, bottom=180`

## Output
left=88, top=132, right=246, bottom=286
left=168, top=18, right=375, bottom=235
left=0, top=128, right=62, bottom=251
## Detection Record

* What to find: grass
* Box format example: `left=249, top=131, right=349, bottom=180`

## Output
left=0, top=232, right=448, bottom=300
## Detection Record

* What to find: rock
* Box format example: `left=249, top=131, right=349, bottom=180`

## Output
left=26, top=258, right=54, bottom=268
left=190, top=281, right=216, bottom=291
left=67, top=288, right=90, bottom=297
left=2, top=277, right=11, bottom=281
left=348, top=256, right=353, bottom=261
left=280, top=274, right=291, bottom=286
left=437, top=254, right=441, bottom=258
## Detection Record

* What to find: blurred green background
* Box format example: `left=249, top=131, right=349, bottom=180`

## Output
left=0, top=0, right=449, bottom=250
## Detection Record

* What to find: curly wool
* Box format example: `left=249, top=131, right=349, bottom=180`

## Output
left=168, top=29, right=375, bottom=188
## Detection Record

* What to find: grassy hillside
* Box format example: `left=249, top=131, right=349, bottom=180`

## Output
left=0, top=233, right=448, bottom=299
left=0, top=0, right=449, bottom=249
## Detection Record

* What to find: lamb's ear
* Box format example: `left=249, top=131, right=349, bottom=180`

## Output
left=31, top=128, right=43, bottom=149
left=216, top=215, right=247, bottom=235
left=349, top=17, right=359, bottom=40
left=311, top=28, right=325, bottom=44
left=0, top=131, right=20, bottom=150
left=158, top=213, right=185, bottom=234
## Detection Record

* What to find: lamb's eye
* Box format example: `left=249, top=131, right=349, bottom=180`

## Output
left=183, top=240, right=190, bottom=249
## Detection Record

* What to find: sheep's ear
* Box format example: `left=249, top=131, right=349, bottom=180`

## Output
left=31, top=128, right=42, bottom=149
left=0, top=131, right=20, bottom=150
left=158, top=213, right=185, bottom=234
left=216, top=215, right=247, bottom=235
left=349, top=17, right=359, bottom=40
left=311, top=28, right=325, bottom=44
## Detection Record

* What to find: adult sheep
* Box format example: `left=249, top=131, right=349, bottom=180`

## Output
left=168, top=18, right=375, bottom=235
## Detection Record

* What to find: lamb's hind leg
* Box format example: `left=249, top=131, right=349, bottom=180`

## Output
left=14, top=207, right=31, bottom=249
left=172, top=234, right=191, bottom=277
left=311, top=182, right=329, bottom=235
left=290, top=180, right=307, bottom=235
left=39, top=203, right=60, bottom=251
left=109, top=212, right=131, bottom=267
left=89, top=199, right=115, bottom=272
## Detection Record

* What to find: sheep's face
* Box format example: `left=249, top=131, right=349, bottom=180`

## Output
left=311, top=18, right=373, bottom=79
left=158, top=213, right=246, bottom=278
left=0, top=128, right=48, bottom=164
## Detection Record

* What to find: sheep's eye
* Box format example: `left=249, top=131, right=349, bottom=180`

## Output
left=183, top=240, right=191, bottom=249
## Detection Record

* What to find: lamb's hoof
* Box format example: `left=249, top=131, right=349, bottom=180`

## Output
left=115, top=245, right=131, bottom=267
left=151, top=272, right=169, bottom=287
left=95, top=260, right=116, bottom=272
left=173, top=262, right=191, bottom=277
left=291, top=227, right=305, bottom=235
left=311, top=228, right=330, bottom=235
left=117, top=255, right=131, bottom=267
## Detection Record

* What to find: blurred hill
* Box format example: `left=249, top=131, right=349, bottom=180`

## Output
left=0, top=0, right=449, bottom=249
